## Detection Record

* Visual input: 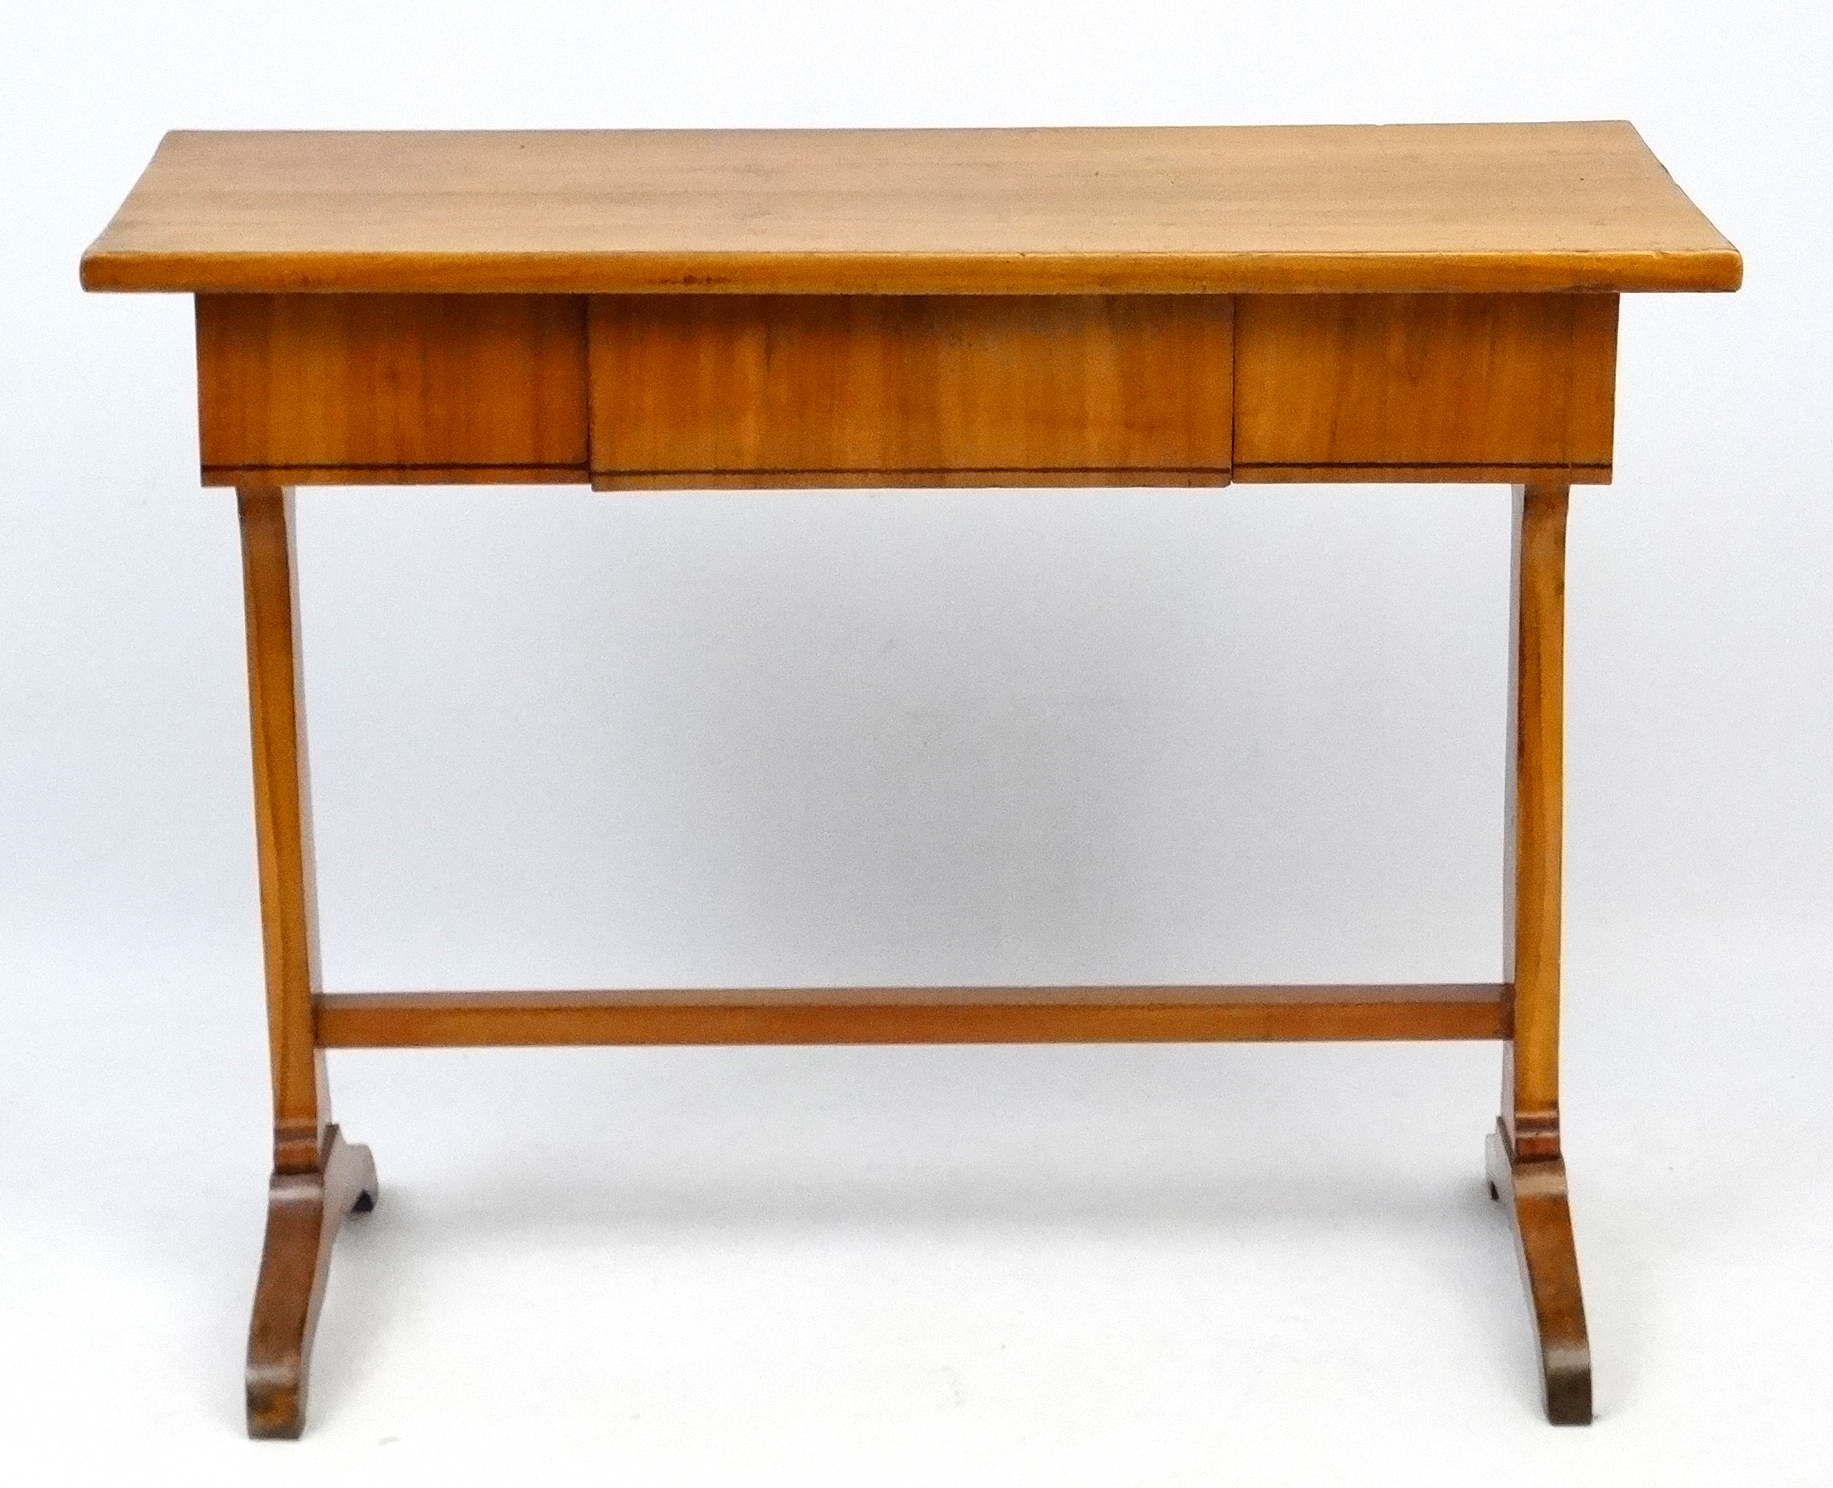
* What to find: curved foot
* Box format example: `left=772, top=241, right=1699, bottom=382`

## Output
left=1486, top=1120, right=1591, bottom=1424
left=246, top=1125, right=378, bottom=1439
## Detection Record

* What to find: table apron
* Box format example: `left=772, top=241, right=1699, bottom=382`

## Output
left=193, top=292, right=1617, bottom=489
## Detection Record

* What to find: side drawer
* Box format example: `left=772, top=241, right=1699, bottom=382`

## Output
left=196, top=294, right=589, bottom=485
left=588, top=295, right=1233, bottom=488
left=1233, top=294, right=1617, bottom=483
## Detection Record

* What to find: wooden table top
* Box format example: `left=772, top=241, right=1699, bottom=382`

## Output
left=82, top=122, right=1738, bottom=297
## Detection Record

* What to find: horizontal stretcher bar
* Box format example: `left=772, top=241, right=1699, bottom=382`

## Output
left=315, top=983, right=1510, bottom=1048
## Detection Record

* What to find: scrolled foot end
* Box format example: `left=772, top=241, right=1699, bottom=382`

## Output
left=1487, top=1120, right=1592, bottom=1426
left=244, top=1125, right=377, bottom=1439
left=246, top=1370, right=307, bottom=1440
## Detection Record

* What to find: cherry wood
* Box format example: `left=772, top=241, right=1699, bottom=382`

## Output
left=315, top=982, right=1507, bottom=1047
left=82, top=124, right=1740, bottom=296
left=1491, top=482, right=1586, bottom=1426
left=1487, top=1121, right=1591, bottom=1424
left=588, top=295, right=1231, bottom=488
left=240, top=488, right=376, bottom=1439
left=246, top=1125, right=379, bottom=1440
left=83, top=123, right=1742, bottom=1434
left=200, top=295, right=587, bottom=485
left=1234, top=296, right=1617, bottom=482
left=1505, top=484, right=1569, bottom=1165
left=589, top=468, right=1228, bottom=490
left=1233, top=462, right=1607, bottom=487
left=238, top=486, right=330, bottom=1174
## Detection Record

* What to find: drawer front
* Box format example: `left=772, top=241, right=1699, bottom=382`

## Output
left=589, top=295, right=1233, bottom=487
left=1234, top=294, right=1617, bottom=482
left=196, top=294, right=588, bottom=484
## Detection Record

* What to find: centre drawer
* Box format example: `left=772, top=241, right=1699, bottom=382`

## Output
left=587, top=294, right=1234, bottom=488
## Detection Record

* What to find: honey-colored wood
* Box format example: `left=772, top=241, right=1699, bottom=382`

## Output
left=1234, top=295, right=1616, bottom=480
left=240, top=490, right=379, bottom=1439
left=1487, top=1121, right=1590, bottom=1424
left=592, top=468, right=1229, bottom=491
left=211, top=464, right=586, bottom=487
left=1506, top=483, right=1569, bottom=1163
left=314, top=983, right=1507, bottom=1047
left=81, top=121, right=1736, bottom=1431
left=199, top=295, right=587, bottom=484
left=246, top=1125, right=379, bottom=1439
left=83, top=124, right=1741, bottom=296
left=1233, top=463, right=1601, bottom=486
left=238, top=486, right=330, bottom=1174
left=1488, top=481, right=1589, bottom=1425
left=588, top=295, right=1232, bottom=486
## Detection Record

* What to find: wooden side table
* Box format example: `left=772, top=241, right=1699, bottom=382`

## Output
left=82, top=122, right=1739, bottom=1436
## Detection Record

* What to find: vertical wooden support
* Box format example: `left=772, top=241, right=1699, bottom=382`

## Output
left=1491, top=481, right=1590, bottom=1424
left=1505, top=481, right=1567, bottom=1163
left=238, top=486, right=328, bottom=1173
left=237, top=486, right=377, bottom=1438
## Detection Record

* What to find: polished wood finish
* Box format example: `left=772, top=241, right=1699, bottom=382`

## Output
left=199, top=295, right=587, bottom=485
left=588, top=295, right=1231, bottom=488
left=240, top=488, right=376, bottom=1437
left=315, top=982, right=1507, bottom=1048
left=1505, top=484, right=1569, bottom=1165
left=238, top=486, right=329, bottom=1175
left=1487, top=1121, right=1590, bottom=1424
left=246, top=1125, right=379, bottom=1440
left=1490, top=481, right=1585, bottom=1426
left=1233, top=462, right=1606, bottom=486
left=86, top=123, right=1741, bottom=1434
left=194, top=288, right=1627, bottom=493
left=83, top=124, right=1740, bottom=296
left=1235, top=295, right=1616, bottom=482
left=589, top=468, right=1227, bottom=491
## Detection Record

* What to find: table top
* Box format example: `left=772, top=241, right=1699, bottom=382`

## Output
left=81, top=122, right=1738, bottom=297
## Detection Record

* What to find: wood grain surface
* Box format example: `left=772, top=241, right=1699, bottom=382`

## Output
left=84, top=124, right=1740, bottom=295
left=1488, top=1121, right=1591, bottom=1424
left=76, top=112, right=1721, bottom=1436
left=589, top=294, right=1232, bottom=485
left=200, top=295, right=587, bottom=483
left=1505, top=483, right=1569, bottom=1164
left=246, top=1125, right=378, bottom=1439
left=238, top=487, right=330, bottom=1173
left=1235, top=295, right=1616, bottom=480
left=314, top=983, right=1508, bottom=1046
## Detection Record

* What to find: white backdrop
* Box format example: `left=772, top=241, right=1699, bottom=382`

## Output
left=2, top=2, right=1829, bottom=1482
